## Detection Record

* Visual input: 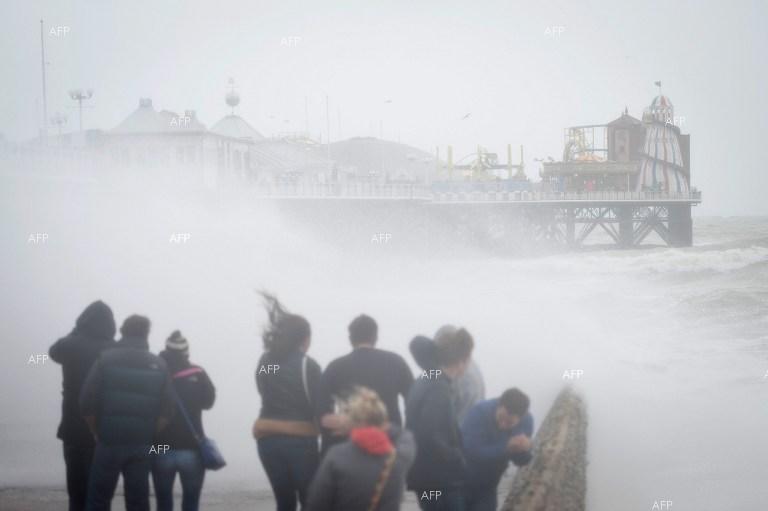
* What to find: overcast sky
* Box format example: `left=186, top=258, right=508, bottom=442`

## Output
left=2, top=0, right=766, bottom=215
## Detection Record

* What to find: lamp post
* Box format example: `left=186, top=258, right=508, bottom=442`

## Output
left=69, top=88, right=93, bottom=131
left=50, top=112, right=67, bottom=140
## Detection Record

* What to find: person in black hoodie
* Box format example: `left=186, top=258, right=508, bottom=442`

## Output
left=253, top=293, right=323, bottom=511
left=49, top=300, right=117, bottom=511
left=152, top=331, right=216, bottom=511
left=406, top=328, right=474, bottom=511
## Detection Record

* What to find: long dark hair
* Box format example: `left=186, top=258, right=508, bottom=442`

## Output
left=260, top=291, right=311, bottom=358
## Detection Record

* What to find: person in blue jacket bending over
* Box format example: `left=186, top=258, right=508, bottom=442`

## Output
left=460, top=388, right=534, bottom=511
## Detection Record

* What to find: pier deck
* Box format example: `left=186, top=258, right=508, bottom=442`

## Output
left=255, top=185, right=702, bottom=248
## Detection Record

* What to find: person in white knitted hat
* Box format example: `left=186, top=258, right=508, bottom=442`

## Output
left=152, top=330, right=216, bottom=511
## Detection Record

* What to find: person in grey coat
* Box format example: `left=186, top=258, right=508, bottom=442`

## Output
left=306, top=387, right=415, bottom=511
left=434, top=325, right=485, bottom=423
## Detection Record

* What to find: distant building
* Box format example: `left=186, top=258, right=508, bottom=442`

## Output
left=107, top=98, right=216, bottom=184
left=541, top=94, right=691, bottom=194
left=325, top=136, right=434, bottom=183
left=636, top=95, right=690, bottom=193
left=9, top=89, right=331, bottom=188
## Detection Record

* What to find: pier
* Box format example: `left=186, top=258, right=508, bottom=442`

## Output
left=253, top=184, right=702, bottom=248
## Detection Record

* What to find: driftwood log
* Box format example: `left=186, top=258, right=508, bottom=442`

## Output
left=500, top=387, right=587, bottom=511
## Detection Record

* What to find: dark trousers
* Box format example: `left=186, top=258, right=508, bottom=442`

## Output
left=464, top=486, right=497, bottom=511
left=414, top=488, right=466, bottom=511
left=152, top=449, right=206, bottom=511
left=63, top=444, right=95, bottom=511
left=86, top=444, right=152, bottom=511
left=257, top=435, right=319, bottom=511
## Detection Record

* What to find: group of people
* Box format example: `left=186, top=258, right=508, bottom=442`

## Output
left=251, top=294, right=534, bottom=511
left=50, top=296, right=534, bottom=511
left=50, top=301, right=215, bottom=511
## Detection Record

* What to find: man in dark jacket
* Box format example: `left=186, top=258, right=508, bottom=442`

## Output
left=319, top=315, right=413, bottom=453
left=406, top=329, right=474, bottom=511
left=80, top=315, right=174, bottom=511
left=49, top=300, right=117, bottom=511
left=461, top=389, right=534, bottom=511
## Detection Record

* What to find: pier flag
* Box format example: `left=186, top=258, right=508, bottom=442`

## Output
left=654, top=81, right=662, bottom=87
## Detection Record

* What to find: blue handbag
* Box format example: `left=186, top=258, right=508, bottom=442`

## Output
left=171, top=382, right=226, bottom=471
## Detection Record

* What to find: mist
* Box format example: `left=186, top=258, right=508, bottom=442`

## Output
left=2, top=1, right=768, bottom=510
left=1, top=168, right=767, bottom=509
left=3, top=0, right=768, bottom=215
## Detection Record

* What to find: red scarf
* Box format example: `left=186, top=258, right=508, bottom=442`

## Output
left=350, top=427, right=393, bottom=455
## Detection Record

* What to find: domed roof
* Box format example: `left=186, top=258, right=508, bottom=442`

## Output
left=112, top=98, right=166, bottom=133
left=646, top=95, right=674, bottom=123
left=112, top=98, right=206, bottom=134
left=210, top=114, right=265, bottom=141
left=650, top=95, right=673, bottom=109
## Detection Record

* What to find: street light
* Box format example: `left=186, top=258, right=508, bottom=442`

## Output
left=69, top=88, right=93, bottom=131
left=50, top=112, right=67, bottom=139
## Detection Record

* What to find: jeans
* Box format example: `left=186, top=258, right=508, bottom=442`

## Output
left=257, top=435, right=319, bottom=511
left=63, top=444, right=95, bottom=511
left=464, top=486, right=497, bottom=511
left=86, top=444, right=152, bottom=511
left=414, top=488, right=466, bottom=511
left=152, top=449, right=205, bottom=511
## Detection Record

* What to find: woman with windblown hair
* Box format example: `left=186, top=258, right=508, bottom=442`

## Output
left=306, top=387, right=416, bottom=511
left=253, top=293, right=323, bottom=511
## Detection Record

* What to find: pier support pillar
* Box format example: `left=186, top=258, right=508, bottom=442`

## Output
left=566, top=207, right=576, bottom=247
left=668, top=204, right=693, bottom=247
left=618, top=206, right=633, bottom=248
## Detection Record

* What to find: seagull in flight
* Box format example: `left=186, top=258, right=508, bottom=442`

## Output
left=461, top=113, right=471, bottom=120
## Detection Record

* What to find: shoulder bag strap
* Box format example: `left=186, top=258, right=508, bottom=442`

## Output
left=301, top=355, right=311, bottom=404
left=368, top=450, right=397, bottom=511
left=170, top=376, right=202, bottom=444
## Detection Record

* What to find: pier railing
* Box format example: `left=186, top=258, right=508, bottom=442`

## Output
left=254, top=183, right=702, bottom=203
left=431, top=189, right=702, bottom=203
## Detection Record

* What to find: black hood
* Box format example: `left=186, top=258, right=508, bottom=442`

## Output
left=409, top=335, right=438, bottom=371
left=74, top=300, right=116, bottom=340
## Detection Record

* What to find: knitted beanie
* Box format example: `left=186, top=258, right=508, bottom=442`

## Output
left=166, top=330, right=189, bottom=353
